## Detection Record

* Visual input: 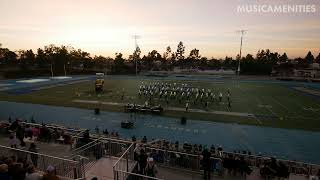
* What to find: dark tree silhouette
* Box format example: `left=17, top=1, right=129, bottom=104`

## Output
left=36, top=48, right=47, bottom=68
left=114, top=52, right=126, bottom=74
left=279, top=53, right=288, bottom=63
left=305, top=51, right=315, bottom=64
left=163, top=46, right=172, bottom=60
left=176, top=41, right=185, bottom=69
left=316, top=53, right=320, bottom=64
left=189, top=48, right=200, bottom=59
left=0, top=42, right=318, bottom=77
left=0, top=47, right=17, bottom=65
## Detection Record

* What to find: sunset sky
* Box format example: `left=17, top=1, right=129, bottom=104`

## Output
left=0, top=0, right=319, bottom=59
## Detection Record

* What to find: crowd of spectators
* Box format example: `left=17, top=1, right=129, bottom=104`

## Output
left=133, top=148, right=158, bottom=178
left=0, top=155, right=60, bottom=180
left=146, top=139, right=253, bottom=157
left=135, top=138, right=320, bottom=179
left=0, top=119, right=71, bottom=180
left=4, top=119, right=74, bottom=146
left=2, top=119, right=320, bottom=180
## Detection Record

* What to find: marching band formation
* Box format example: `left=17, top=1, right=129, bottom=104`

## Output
left=137, top=81, right=232, bottom=111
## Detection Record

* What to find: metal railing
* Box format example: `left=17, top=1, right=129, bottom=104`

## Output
left=144, top=141, right=320, bottom=177
left=144, top=146, right=223, bottom=175
left=221, top=151, right=320, bottom=176
left=20, top=121, right=85, bottom=147
left=70, top=130, right=87, bottom=149
left=114, top=169, right=164, bottom=180
left=0, top=144, right=84, bottom=179
left=113, top=143, right=164, bottom=180
left=113, top=143, right=135, bottom=172
left=102, top=138, right=132, bottom=157
left=11, top=121, right=320, bottom=177
left=72, top=137, right=103, bottom=154
left=20, top=122, right=84, bottom=134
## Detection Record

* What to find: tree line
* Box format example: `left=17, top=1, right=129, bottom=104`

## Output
left=0, top=42, right=319, bottom=77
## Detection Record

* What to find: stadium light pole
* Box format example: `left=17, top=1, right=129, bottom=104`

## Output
left=64, top=64, right=67, bottom=77
left=132, top=35, right=140, bottom=76
left=50, top=62, right=54, bottom=77
left=237, top=30, right=247, bottom=76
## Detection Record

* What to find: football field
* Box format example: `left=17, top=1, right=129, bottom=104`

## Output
left=0, top=75, right=320, bottom=131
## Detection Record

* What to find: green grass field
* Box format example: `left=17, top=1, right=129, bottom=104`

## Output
left=1, top=77, right=320, bottom=131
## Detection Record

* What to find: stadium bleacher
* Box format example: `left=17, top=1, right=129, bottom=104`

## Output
left=0, top=119, right=319, bottom=180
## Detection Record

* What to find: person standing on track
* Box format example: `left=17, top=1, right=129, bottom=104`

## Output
left=185, top=102, right=189, bottom=111
left=219, top=92, right=223, bottom=102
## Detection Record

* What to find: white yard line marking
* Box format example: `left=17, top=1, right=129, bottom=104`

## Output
left=0, top=83, right=13, bottom=87
left=17, top=79, right=50, bottom=83
left=270, top=96, right=289, bottom=111
left=235, top=85, right=264, bottom=124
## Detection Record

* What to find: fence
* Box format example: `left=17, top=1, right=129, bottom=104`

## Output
left=13, top=121, right=320, bottom=177
left=221, top=151, right=320, bottom=176
left=113, top=143, right=164, bottom=180
left=20, top=121, right=85, bottom=148
left=21, top=122, right=84, bottom=135
left=143, top=143, right=320, bottom=177
left=72, top=136, right=133, bottom=157
left=0, top=144, right=84, bottom=179
left=114, top=169, right=164, bottom=180
left=144, top=146, right=223, bottom=176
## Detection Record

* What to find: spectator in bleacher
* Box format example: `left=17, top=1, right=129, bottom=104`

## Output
left=95, top=126, right=100, bottom=134
left=134, top=145, right=141, bottom=161
left=82, top=130, right=90, bottom=144
left=138, top=149, right=148, bottom=175
left=0, top=164, right=11, bottom=180
left=8, top=158, right=27, bottom=180
left=210, top=145, right=215, bottom=154
left=32, top=127, right=40, bottom=138
left=202, top=147, right=212, bottom=180
left=28, top=143, right=38, bottom=167
left=39, top=124, right=50, bottom=142
left=52, top=129, right=60, bottom=141
left=16, top=125, right=25, bottom=147
left=42, top=165, right=60, bottom=180
left=132, top=136, right=136, bottom=142
left=312, top=170, right=320, bottom=180
left=25, top=165, right=42, bottom=180
left=175, top=141, right=179, bottom=150
left=25, top=125, right=33, bottom=139
left=239, top=156, right=252, bottom=176
left=145, top=157, right=158, bottom=177
left=260, top=157, right=279, bottom=178
left=223, top=154, right=233, bottom=175
left=142, top=136, right=147, bottom=143
left=9, top=135, right=17, bottom=148
left=9, top=119, right=19, bottom=131
left=103, top=129, right=109, bottom=136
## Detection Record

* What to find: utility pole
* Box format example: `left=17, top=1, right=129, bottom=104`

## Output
left=50, top=62, right=54, bottom=77
left=64, top=64, right=67, bottom=77
left=132, top=35, right=140, bottom=76
left=237, top=30, right=247, bottom=76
